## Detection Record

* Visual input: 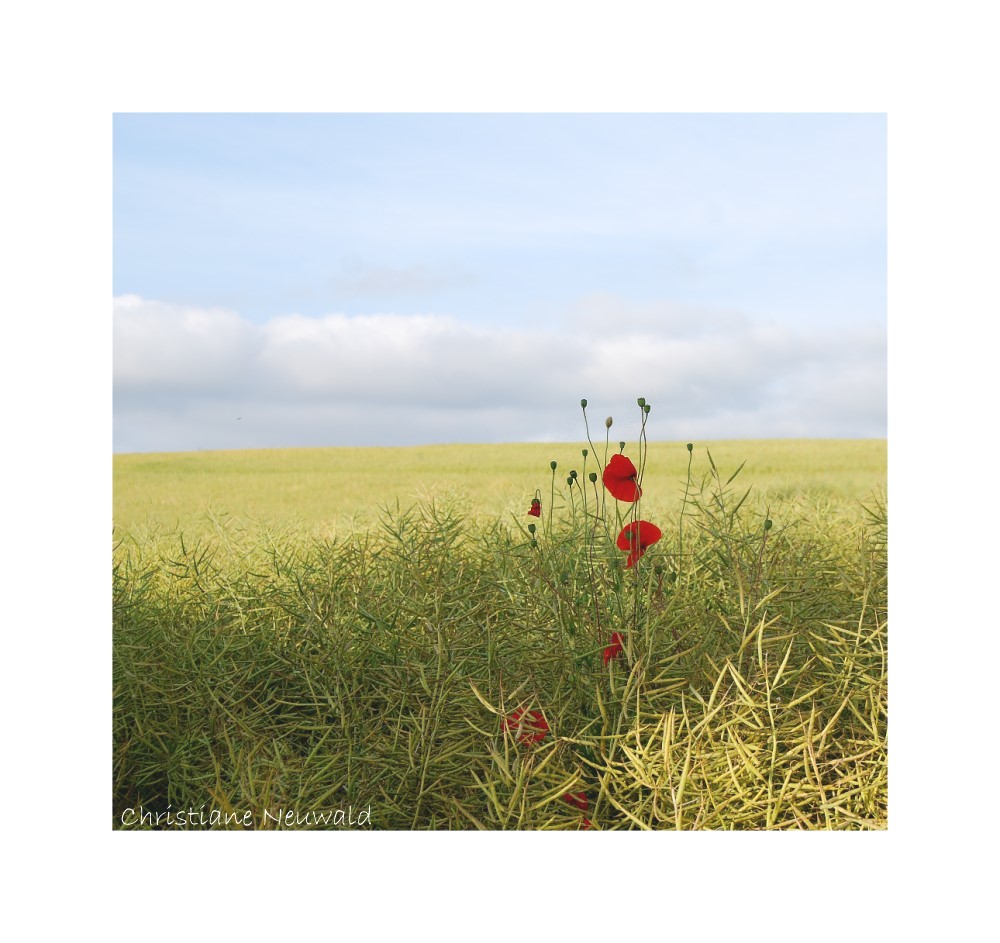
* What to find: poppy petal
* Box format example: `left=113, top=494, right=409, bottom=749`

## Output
left=603, top=631, right=625, bottom=663
left=504, top=708, right=549, bottom=744
left=617, top=521, right=662, bottom=565
left=603, top=454, right=642, bottom=503
left=563, top=792, right=589, bottom=811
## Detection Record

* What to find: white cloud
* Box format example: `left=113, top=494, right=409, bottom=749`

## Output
left=113, top=295, right=886, bottom=452
left=113, top=295, right=259, bottom=397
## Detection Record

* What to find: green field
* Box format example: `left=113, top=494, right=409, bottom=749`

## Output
left=114, top=438, right=886, bottom=539
left=113, top=439, right=887, bottom=830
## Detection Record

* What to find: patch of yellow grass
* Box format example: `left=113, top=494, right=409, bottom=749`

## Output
left=113, top=439, right=886, bottom=540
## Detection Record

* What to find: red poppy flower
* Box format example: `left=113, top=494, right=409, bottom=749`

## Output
left=502, top=708, right=549, bottom=744
left=528, top=498, right=541, bottom=517
left=602, top=631, right=624, bottom=666
left=616, top=520, right=662, bottom=567
left=603, top=453, right=642, bottom=503
left=581, top=817, right=592, bottom=830
left=563, top=791, right=589, bottom=811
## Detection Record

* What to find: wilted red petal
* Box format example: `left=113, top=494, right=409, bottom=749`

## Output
left=603, top=454, right=642, bottom=503
left=503, top=708, right=549, bottom=744
left=602, top=631, right=624, bottom=665
left=528, top=502, right=541, bottom=517
left=563, top=791, right=589, bottom=811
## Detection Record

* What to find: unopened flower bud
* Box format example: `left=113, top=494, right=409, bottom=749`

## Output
left=567, top=476, right=574, bottom=486
left=764, top=519, right=773, bottom=531
left=605, top=416, right=613, bottom=429
left=686, top=443, right=693, bottom=452
left=637, top=397, right=646, bottom=407
left=589, top=472, right=597, bottom=483
left=582, top=448, right=588, bottom=458
left=643, top=404, right=650, bottom=414
left=619, top=441, right=626, bottom=452
left=528, top=522, right=536, bottom=534
left=550, top=460, right=558, bottom=471
left=570, top=469, right=578, bottom=479
left=580, top=398, right=588, bottom=409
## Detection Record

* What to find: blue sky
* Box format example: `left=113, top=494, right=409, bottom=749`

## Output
left=113, top=113, right=886, bottom=452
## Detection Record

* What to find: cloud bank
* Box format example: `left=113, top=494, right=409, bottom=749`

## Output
left=113, top=295, right=886, bottom=453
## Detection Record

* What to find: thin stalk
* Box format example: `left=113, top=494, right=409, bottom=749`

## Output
left=579, top=449, right=603, bottom=637
left=679, top=443, right=694, bottom=571
left=548, top=464, right=556, bottom=537
left=582, top=404, right=604, bottom=480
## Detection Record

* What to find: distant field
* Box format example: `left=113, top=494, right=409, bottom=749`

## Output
left=113, top=439, right=886, bottom=540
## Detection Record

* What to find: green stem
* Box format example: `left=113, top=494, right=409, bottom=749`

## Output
left=549, top=465, right=556, bottom=537
left=679, top=444, right=693, bottom=571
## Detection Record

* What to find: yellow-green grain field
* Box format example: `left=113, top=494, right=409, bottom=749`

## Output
left=113, top=439, right=887, bottom=830
left=114, top=438, right=885, bottom=540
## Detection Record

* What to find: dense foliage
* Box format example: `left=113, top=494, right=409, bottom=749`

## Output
left=113, top=455, right=886, bottom=830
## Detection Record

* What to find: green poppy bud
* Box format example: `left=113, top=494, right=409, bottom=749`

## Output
left=764, top=519, right=773, bottom=530
left=582, top=448, right=588, bottom=458
left=528, top=522, right=536, bottom=534
left=550, top=460, right=558, bottom=470
left=567, top=476, right=574, bottom=486
left=643, top=404, right=651, bottom=414
left=619, top=441, right=626, bottom=451
left=605, top=416, right=613, bottom=428
left=570, top=469, right=578, bottom=479
left=530, top=538, right=538, bottom=548
left=580, top=398, right=588, bottom=409
left=686, top=443, right=693, bottom=452
left=637, top=397, right=646, bottom=407
left=589, top=472, right=597, bottom=483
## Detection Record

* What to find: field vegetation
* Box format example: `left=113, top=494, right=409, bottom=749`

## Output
left=114, top=438, right=885, bottom=539
left=113, top=433, right=887, bottom=829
